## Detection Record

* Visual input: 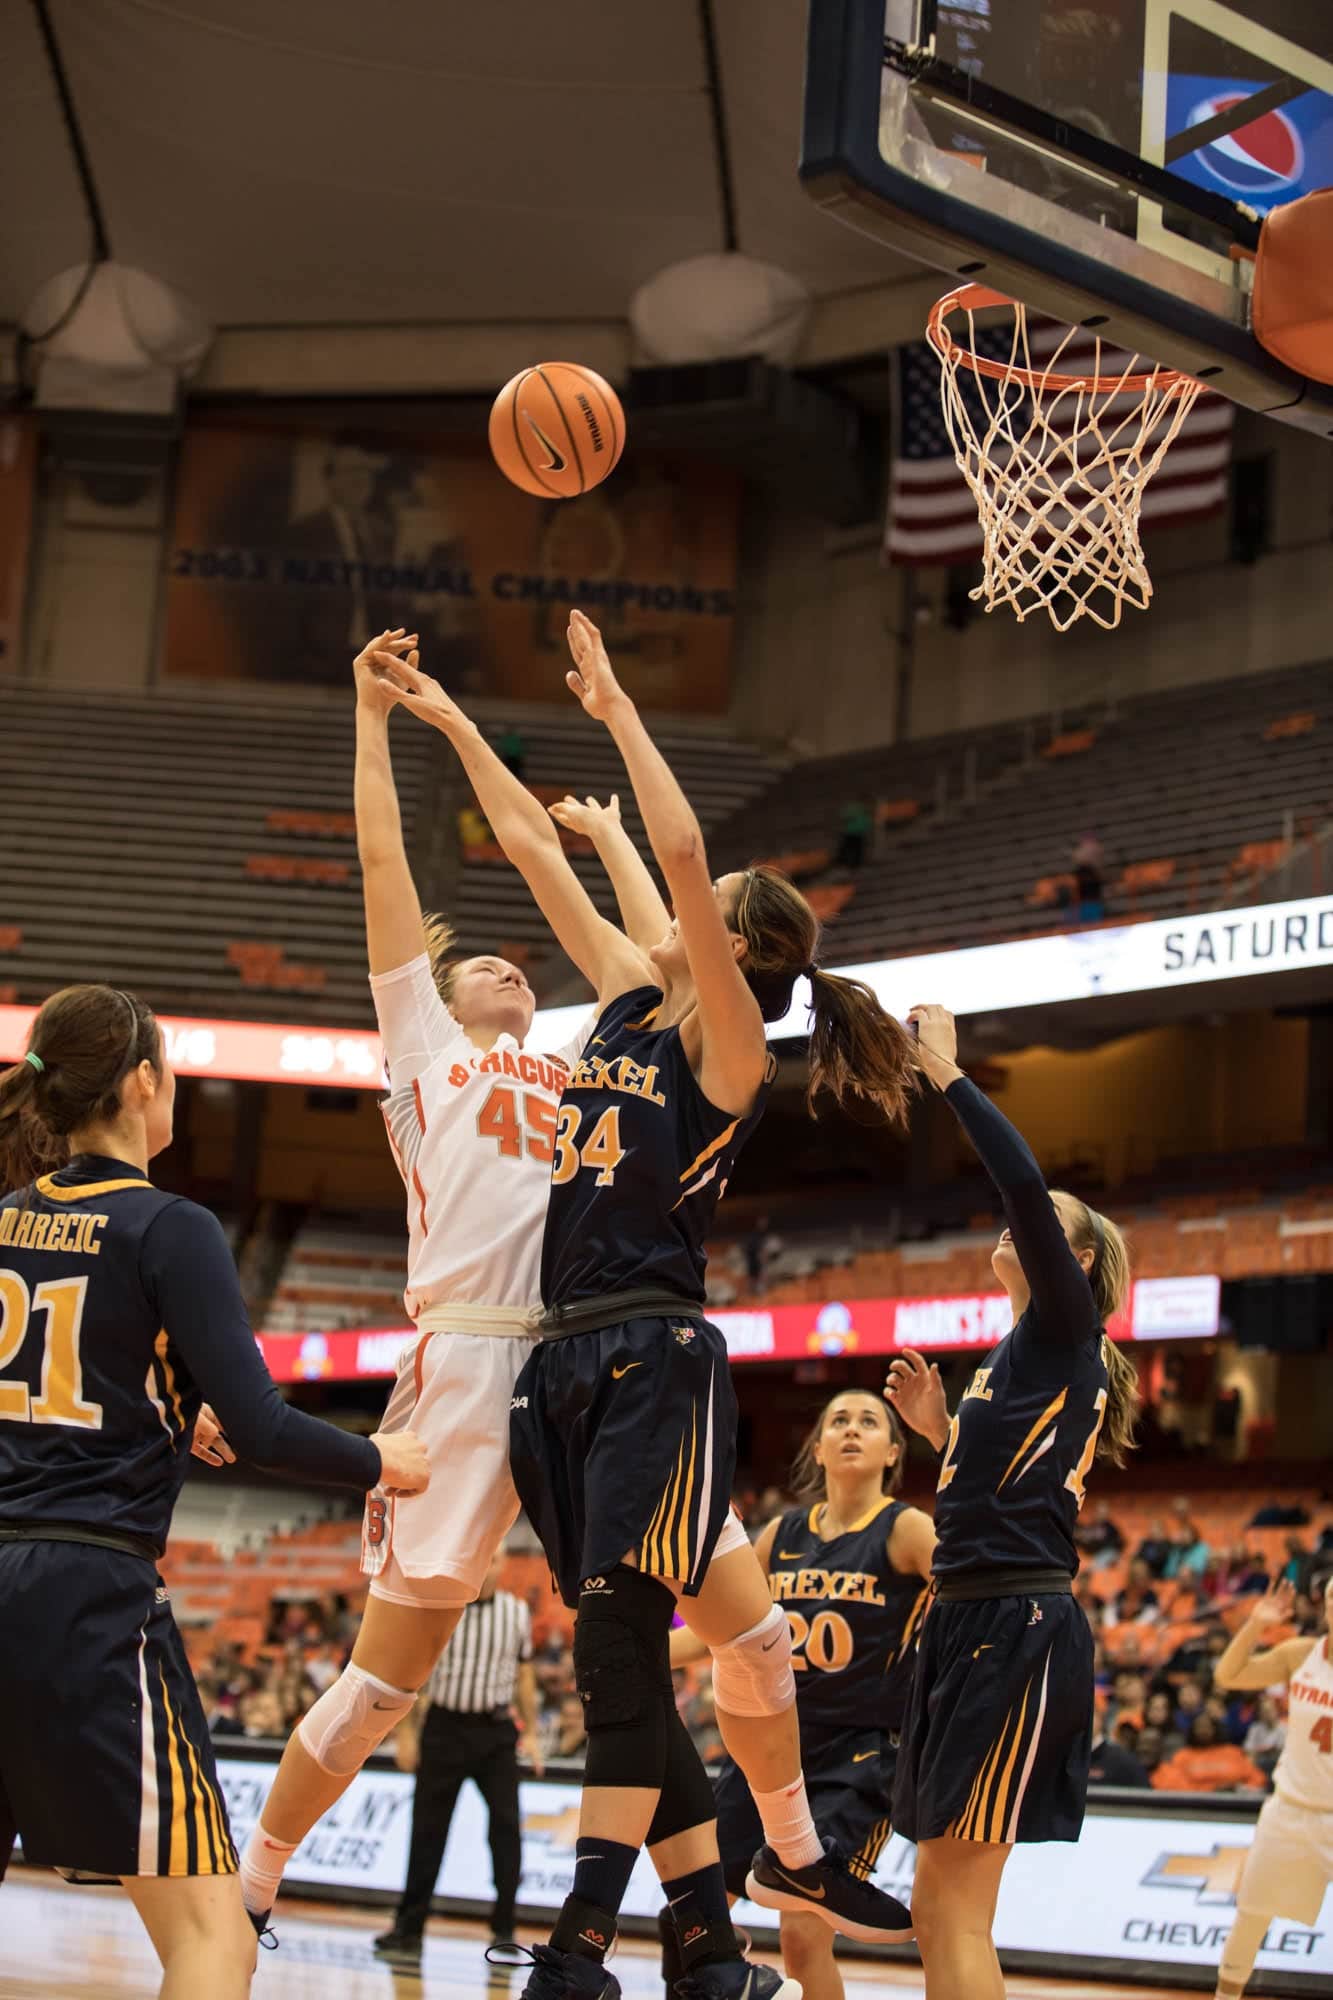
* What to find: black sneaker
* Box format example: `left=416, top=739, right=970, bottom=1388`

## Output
left=510, top=1942, right=622, bottom=1998
left=666, top=1911, right=801, bottom=2000
left=372, top=1925, right=423, bottom=1970
left=745, top=1836, right=913, bottom=1945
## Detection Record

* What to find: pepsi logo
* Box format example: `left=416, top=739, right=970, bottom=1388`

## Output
left=1187, top=93, right=1304, bottom=197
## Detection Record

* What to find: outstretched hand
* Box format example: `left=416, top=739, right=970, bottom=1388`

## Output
left=370, top=646, right=475, bottom=741
left=354, top=629, right=417, bottom=713
left=549, top=793, right=622, bottom=841
left=884, top=1348, right=950, bottom=1449
left=1248, top=1577, right=1296, bottom=1631
left=565, top=609, right=628, bottom=722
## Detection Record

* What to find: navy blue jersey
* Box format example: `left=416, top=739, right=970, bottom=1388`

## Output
left=0, top=1154, right=380, bottom=1555
left=768, top=1498, right=930, bottom=1734
left=930, top=1080, right=1110, bottom=1578
left=541, top=985, right=773, bottom=1308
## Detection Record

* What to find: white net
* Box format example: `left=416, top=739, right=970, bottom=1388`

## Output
left=926, top=288, right=1207, bottom=632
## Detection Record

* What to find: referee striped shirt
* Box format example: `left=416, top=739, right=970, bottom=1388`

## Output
left=425, top=1589, right=532, bottom=1713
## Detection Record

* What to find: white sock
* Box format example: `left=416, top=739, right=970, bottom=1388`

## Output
left=239, top=1821, right=298, bottom=1919
left=751, top=1776, right=823, bottom=1870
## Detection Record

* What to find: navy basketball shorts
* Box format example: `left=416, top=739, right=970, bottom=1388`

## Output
left=0, top=1541, right=236, bottom=1880
left=509, top=1313, right=737, bottom=1609
left=714, top=1722, right=897, bottom=1898
left=893, top=1589, right=1093, bottom=1846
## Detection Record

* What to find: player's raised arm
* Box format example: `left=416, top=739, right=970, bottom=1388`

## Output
left=907, top=1004, right=1104, bottom=1340
left=549, top=791, right=671, bottom=953
left=140, top=1201, right=428, bottom=1496
left=1213, top=1579, right=1315, bottom=1691
left=563, top=609, right=767, bottom=1115
left=354, top=630, right=431, bottom=977
left=372, top=646, right=650, bottom=1006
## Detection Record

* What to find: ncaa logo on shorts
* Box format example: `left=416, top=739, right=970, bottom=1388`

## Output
left=510, top=1395, right=529, bottom=1410
left=673, top=1326, right=696, bottom=1347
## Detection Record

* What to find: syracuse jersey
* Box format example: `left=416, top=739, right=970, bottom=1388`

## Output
left=1276, top=1638, right=1333, bottom=1812
left=371, top=954, right=592, bottom=1316
left=768, top=1498, right=930, bottom=1735
left=540, top=983, right=773, bottom=1308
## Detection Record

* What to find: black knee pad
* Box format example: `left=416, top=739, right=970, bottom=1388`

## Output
left=574, top=1566, right=674, bottom=1786
left=646, top=1698, right=716, bottom=1848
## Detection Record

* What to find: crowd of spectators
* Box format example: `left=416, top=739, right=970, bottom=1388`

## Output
left=1079, top=1497, right=1333, bottom=1792
left=189, top=1491, right=1331, bottom=1801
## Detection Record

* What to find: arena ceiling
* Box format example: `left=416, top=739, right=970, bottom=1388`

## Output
left=2, top=0, right=937, bottom=394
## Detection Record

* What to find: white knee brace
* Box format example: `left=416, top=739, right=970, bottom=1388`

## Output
left=710, top=1604, right=795, bottom=1719
left=296, top=1662, right=416, bottom=1777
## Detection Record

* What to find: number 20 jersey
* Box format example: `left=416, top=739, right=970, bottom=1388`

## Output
left=540, top=984, right=773, bottom=1309
left=768, top=1497, right=929, bottom=1735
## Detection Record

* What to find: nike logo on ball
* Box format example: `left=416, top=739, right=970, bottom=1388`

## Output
left=524, top=413, right=566, bottom=472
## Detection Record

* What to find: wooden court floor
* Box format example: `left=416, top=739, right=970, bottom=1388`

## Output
left=2, top=1866, right=1201, bottom=1998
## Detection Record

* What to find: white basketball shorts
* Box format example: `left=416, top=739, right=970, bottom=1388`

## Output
left=1236, top=1790, right=1333, bottom=1928
left=361, top=1325, right=534, bottom=1610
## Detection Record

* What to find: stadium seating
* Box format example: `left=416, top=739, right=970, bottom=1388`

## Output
left=707, top=658, right=1333, bottom=958
left=264, top=1218, right=407, bottom=1331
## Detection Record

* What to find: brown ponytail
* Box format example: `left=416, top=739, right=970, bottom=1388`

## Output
left=1053, top=1190, right=1140, bottom=1466
left=730, top=865, right=919, bottom=1130
left=0, top=985, right=162, bottom=1195
left=421, top=913, right=461, bottom=1006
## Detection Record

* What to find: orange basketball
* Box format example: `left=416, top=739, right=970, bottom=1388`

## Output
left=488, top=362, right=626, bottom=499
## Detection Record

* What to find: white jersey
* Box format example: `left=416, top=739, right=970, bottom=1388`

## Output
left=370, top=954, right=591, bottom=1318
left=1276, top=1637, right=1333, bottom=1812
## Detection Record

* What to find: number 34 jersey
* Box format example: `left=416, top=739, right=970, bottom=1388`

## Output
left=768, top=1498, right=929, bottom=1735
left=540, top=985, right=773, bottom=1310
left=371, top=955, right=592, bottom=1318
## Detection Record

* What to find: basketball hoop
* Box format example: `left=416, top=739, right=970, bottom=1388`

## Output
left=925, top=285, right=1208, bottom=632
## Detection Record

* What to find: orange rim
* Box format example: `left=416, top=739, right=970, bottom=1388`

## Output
left=926, top=284, right=1202, bottom=397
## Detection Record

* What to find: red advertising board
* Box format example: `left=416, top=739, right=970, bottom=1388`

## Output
left=258, top=1276, right=1219, bottom=1381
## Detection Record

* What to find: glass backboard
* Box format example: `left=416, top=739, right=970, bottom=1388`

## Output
left=802, top=0, right=1333, bottom=433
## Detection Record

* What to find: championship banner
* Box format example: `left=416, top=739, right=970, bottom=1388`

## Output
left=256, top=1275, right=1220, bottom=1380
left=0, top=415, right=36, bottom=673
left=165, top=421, right=738, bottom=712
left=213, top=1756, right=1333, bottom=1987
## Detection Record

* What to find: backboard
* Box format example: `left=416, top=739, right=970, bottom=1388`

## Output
left=802, top=1, right=1333, bottom=433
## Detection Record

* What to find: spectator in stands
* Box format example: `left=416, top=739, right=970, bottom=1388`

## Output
left=241, top=1684, right=286, bottom=1739
left=1173, top=1678, right=1207, bottom=1736
left=210, top=1690, right=245, bottom=1739
left=1133, top=1725, right=1165, bottom=1779
left=835, top=799, right=872, bottom=870
left=457, top=801, right=493, bottom=857
left=1143, top=1689, right=1183, bottom=1756
left=1089, top=1723, right=1149, bottom=1789
left=1216, top=1542, right=1270, bottom=1600
left=1164, top=1524, right=1211, bottom=1583
left=305, top=1642, right=342, bottom=1696
left=742, top=1216, right=782, bottom=1297
left=1281, top=1533, right=1318, bottom=1596
left=1075, top=1498, right=1126, bottom=1569
left=1150, top=1714, right=1267, bottom=1794
left=554, top=1692, right=587, bottom=1761
left=1105, top=1559, right=1161, bottom=1627
left=1134, top=1515, right=1172, bottom=1579
left=1242, top=1693, right=1286, bottom=1777
left=1070, top=833, right=1105, bottom=921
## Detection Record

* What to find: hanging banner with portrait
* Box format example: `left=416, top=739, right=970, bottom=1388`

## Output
left=165, top=419, right=738, bottom=712
left=0, top=416, right=37, bottom=674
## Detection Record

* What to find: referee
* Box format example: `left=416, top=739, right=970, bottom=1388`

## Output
left=374, top=1551, right=542, bottom=1969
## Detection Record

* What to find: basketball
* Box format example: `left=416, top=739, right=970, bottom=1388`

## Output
left=488, top=362, right=626, bottom=499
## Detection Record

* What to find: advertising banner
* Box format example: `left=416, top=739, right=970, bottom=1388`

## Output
left=255, top=1273, right=1219, bottom=1381
left=213, top=1758, right=1333, bottom=1985
left=166, top=423, right=738, bottom=713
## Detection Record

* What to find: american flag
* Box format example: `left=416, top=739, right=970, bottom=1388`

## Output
left=885, top=321, right=1236, bottom=565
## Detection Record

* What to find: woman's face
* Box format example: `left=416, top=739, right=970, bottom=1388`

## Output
left=815, top=1393, right=899, bottom=1485
left=992, top=1189, right=1094, bottom=1292
left=448, top=956, right=535, bottom=1044
left=1145, top=1691, right=1171, bottom=1727
left=649, top=874, right=747, bottom=984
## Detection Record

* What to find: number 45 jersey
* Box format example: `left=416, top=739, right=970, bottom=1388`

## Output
left=371, top=954, right=593, bottom=1318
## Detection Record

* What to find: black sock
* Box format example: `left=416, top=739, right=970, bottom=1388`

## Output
left=662, top=1861, right=736, bottom=1964
left=551, top=1837, right=640, bottom=1961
